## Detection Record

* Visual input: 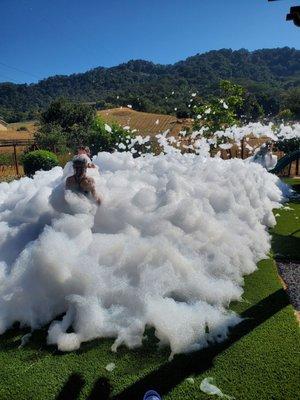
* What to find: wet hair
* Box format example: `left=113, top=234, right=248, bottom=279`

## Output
left=72, top=155, right=88, bottom=168
left=77, top=146, right=91, bottom=154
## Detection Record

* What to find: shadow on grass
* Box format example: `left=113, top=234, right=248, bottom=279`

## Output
left=56, top=373, right=85, bottom=400
left=271, top=232, right=300, bottom=262
left=291, top=185, right=300, bottom=195
left=54, top=288, right=288, bottom=400
left=55, top=374, right=112, bottom=400
left=110, top=288, right=289, bottom=400
left=87, top=377, right=112, bottom=400
left=289, top=196, right=300, bottom=205
left=290, top=228, right=300, bottom=236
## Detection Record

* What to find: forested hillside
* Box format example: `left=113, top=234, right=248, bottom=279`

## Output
left=0, top=47, right=299, bottom=122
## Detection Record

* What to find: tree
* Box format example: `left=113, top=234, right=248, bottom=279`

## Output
left=34, top=123, right=67, bottom=153
left=193, top=80, right=245, bottom=133
left=282, top=88, right=300, bottom=119
left=37, top=98, right=96, bottom=151
left=87, top=116, right=134, bottom=154
left=0, top=48, right=299, bottom=122
left=275, top=109, right=294, bottom=122
left=35, top=99, right=138, bottom=155
left=238, top=93, right=264, bottom=122
left=40, top=98, right=95, bottom=131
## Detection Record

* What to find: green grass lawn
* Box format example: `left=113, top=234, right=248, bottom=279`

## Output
left=270, top=178, right=300, bottom=261
left=271, top=202, right=300, bottom=261
left=281, top=178, right=300, bottom=188
left=0, top=185, right=299, bottom=399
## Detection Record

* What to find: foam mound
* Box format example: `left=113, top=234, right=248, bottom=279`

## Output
left=0, top=151, right=286, bottom=357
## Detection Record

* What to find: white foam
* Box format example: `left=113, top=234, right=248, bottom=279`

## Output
left=0, top=147, right=286, bottom=357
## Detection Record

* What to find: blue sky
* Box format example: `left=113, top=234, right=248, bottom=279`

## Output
left=1, top=0, right=299, bottom=84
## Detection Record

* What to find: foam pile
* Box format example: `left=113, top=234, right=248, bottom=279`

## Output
left=209, top=122, right=300, bottom=143
left=177, top=122, right=300, bottom=151
left=0, top=150, right=286, bottom=357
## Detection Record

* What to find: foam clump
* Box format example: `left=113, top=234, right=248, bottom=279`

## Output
left=0, top=150, right=285, bottom=356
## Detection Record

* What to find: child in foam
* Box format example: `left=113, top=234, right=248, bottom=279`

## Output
left=77, top=146, right=96, bottom=168
left=63, top=146, right=100, bottom=179
left=65, top=156, right=102, bottom=205
left=250, top=141, right=277, bottom=171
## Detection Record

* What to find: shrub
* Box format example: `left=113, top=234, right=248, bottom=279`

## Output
left=21, top=150, right=59, bottom=177
left=274, top=137, right=300, bottom=154
left=275, top=109, right=294, bottom=122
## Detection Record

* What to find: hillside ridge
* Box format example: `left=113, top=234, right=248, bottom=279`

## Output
left=0, top=47, right=299, bottom=121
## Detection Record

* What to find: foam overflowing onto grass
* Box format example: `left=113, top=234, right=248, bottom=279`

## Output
left=0, top=150, right=287, bottom=357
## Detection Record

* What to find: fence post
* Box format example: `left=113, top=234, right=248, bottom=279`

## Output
left=13, top=143, right=19, bottom=176
left=288, top=162, right=292, bottom=177
left=241, top=138, right=245, bottom=160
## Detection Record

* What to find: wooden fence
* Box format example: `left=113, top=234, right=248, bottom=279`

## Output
left=0, top=137, right=298, bottom=179
left=0, top=139, right=35, bottom=177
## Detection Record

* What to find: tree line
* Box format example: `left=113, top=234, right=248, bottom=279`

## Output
left=0, top=47, right=299, bottom=123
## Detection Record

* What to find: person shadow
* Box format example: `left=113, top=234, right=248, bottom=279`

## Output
left=55, top=288, right=289, bottom=400
left=56, top=374, right=85, bottom=400
left=271, top=231, right=300, bottom=262
left=56, top=375, right=112, bottom=400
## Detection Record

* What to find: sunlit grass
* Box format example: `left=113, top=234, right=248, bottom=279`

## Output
left=0, top=202, right=299, bottom=399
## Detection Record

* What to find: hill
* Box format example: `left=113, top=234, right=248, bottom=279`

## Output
left=0, top=47, right=299, bottom=122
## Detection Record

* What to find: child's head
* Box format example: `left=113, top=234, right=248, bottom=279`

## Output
left=77, top=146, right=91, bottom=157
left=73, top=155, right=88, bottom=176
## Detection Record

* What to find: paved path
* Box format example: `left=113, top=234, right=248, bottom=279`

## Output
left=277, top=261, right=300, bottom=311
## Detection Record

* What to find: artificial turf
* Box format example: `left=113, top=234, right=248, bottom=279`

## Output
left=0, top=199, right=299, bottom=399
left=271, top=178, right=300, bottom=261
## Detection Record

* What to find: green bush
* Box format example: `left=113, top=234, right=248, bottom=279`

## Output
left=21, top=150, right=59, bottom=177
left=275, top=109, right=294, bottom=122
left=274, top=137, right=300, bottom=154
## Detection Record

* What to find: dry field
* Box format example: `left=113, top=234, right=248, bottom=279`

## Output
left=98, top=107, right=193, bottom=137
left=0, top=111, right=298, bottom=178
left=0, top=121, right=36, bottom=154
left=0, top=121, right=37, bottom=179
left=6, top=120, right=37, bottom=136
left=97, top=108, right=295, bottom=170
left=0, top=165, right=25, bottom=181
